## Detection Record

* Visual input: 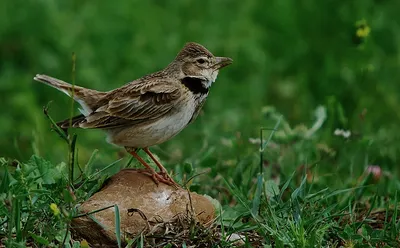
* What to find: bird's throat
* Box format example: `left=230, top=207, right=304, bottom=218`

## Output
left=181, top=77, right=209, bottom=94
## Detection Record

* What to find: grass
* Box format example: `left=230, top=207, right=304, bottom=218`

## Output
left=2, top=0, right=400, bottom=247
left=1, top=105, right=399, bottom=247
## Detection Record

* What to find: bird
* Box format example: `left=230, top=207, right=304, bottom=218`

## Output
left=34, top=42, right=232, bottom=186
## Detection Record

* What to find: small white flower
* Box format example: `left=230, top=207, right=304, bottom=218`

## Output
left=342, top=130, right=351, bottom=138
left=334, top=129, right=351, bottom=138
left=334, top=129, right=342, bottom=136
left=248, top=138, right=261, bottom=145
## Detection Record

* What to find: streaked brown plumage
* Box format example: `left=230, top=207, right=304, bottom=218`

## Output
left=34, top=42, right=232, bottom=186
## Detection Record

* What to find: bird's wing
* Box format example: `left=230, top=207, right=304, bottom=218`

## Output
left=58, top=78, right=182, bottom=129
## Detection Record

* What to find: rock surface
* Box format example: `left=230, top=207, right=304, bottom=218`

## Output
left=72, top=170, right=215, bottom=246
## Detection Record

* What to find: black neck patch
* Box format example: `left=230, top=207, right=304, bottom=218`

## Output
left=181, top=77, right=209, bottom=94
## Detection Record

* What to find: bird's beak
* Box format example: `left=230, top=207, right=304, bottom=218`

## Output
left=213, top=57, right=233, bottom=70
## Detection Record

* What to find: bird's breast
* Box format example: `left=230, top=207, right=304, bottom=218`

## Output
left=107, top=95, right=202, bottom=148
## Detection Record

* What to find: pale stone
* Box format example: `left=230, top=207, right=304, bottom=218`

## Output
left=72, top=170, right=215, bottom=246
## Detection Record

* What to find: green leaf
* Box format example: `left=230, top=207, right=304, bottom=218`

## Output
left=182, top=162, right=193, bottom=174
left=265, top=179, right=279, bottom=198
left=72, top=241, right=81, bottom=248
left=28, top=232, right=50, bottom=245
left=341, top=224, right=353, bottom=240
left=62, top=188, right=75, bottom=203
left=26, top=155, right=61, bottom=184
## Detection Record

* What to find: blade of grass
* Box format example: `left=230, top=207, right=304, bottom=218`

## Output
left=291, top=176, right=307, bottom=200
left=61, top=223, right=71, bottom=248
left=392, top=191, right=398, bottom=237
left=69, top=134, right=77, bottom=184
left=73, top=204, right=116, bottom=218
left=124, top=156, right=134, bottom=168
left=87, top=214, right=109, bottom=230
left=305, top=188, right=329, bottom=200
left=138, top=233, right=144, bottom=248
left=251, top=173, right=263, bottom=217
left=84, top=149, right=99, bottom=174
left=278, top=171, right=295, bottom=201
left=259, top=117, right=281, bottom=174
left=356, top=193, right=377, bottom=230
left=383, top=196, right=390, bottom=235
left=43, top=105, right=68, bottom=142
left=115, top=204, right=122, bottom=248
left=125, top=238, right=136, bottom=248
left=75, top=158, right=123, bottom=190
left=254, top=118, right=281, bottom=217
left=13, top=198, right=22, bottom=242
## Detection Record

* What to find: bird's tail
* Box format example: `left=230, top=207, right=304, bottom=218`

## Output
left=34, top=74, right=84, bottom=96
left=34, top=74, right=106, bottom=115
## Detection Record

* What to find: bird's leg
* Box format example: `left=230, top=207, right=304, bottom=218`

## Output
left=143, top=147, right=178, bottom=186
left=142, top=148, right=168, bottom=175
left=126, top=147, right=176, bottom=186
left=126, top=148, right=159, bottom=185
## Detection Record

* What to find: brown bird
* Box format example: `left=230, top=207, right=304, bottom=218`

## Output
left=34, top=42, right=232, bottom=186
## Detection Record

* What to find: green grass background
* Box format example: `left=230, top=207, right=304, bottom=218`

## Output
left=2, top=0, right=400, bottom=246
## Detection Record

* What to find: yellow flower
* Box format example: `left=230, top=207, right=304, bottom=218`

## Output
left=80, top=240, right=90, bottom=248
left=355, top=19, right=371, bottom=38
left=50, top=203, right=60, bottom=216
left=356, top=26, right=371, bottom=38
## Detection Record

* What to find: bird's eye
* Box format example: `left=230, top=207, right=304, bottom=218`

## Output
left=197, top=58, right=206, bottom=64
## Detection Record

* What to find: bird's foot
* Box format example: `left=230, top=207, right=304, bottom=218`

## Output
left=125, top=147, right=179, bottom=188
left=132, top=168, right=179, bottom=188
left=153, top=171, right=179, bottom=188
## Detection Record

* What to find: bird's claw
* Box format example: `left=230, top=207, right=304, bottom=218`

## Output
left=134, top=168, right=179, bottom=188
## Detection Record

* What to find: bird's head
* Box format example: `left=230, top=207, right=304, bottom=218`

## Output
left=172, top=42, right=232, bottom=89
